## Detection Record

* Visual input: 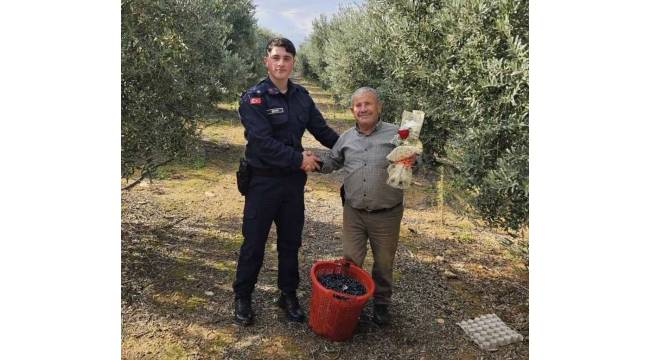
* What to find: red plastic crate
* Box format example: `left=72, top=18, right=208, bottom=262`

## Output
left=308, top=259, right=375, bottom=341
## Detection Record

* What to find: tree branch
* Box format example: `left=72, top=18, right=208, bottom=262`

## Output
left=121, top=158, right=173, bottom=191
left=435, top=156, right=461, bottom=173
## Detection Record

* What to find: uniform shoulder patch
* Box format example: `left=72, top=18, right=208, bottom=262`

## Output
left=241, top=81, right=269, bottom=105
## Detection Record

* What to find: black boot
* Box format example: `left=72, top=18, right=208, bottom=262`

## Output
left=372, top=304, right=391, bottom=326
left=276, top=292, right=305, bottom=322
left=234, top=297, right=254, bottom=326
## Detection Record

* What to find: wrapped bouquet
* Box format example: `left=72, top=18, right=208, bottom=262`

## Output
left=386, top=110, right=425, bottom=189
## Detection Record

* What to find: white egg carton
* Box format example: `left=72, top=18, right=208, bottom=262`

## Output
left=457, top=314, right=524, bottom=351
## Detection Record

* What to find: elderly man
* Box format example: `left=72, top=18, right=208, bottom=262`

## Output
left=320, top=87, right=408, bottom=325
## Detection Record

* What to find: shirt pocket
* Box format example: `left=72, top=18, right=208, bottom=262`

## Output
left=368, top=142, right=394, bottom=168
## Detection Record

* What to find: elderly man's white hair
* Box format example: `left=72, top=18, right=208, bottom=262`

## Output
left=350, top=86, right=380, bottom=104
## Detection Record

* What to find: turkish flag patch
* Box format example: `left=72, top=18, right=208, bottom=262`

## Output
left=250, top=97, right=262, bottom=105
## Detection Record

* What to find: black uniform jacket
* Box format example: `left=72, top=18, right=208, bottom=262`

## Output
left=239, top=77, right=339, bottom=171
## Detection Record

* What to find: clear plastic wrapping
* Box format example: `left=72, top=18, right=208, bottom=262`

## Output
left=386, top=110, right=425, bottom=189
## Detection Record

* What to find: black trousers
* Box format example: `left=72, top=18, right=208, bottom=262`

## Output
left=232, top=171, right=307, bottom=299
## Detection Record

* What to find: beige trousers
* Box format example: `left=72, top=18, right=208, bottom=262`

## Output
left=342, top=202, right=404, bottom=305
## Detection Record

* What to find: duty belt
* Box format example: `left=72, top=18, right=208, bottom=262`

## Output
left=250, top=166, right=301, bottom=177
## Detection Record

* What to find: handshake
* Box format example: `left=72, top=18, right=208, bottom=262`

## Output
left=300, top=150, right=323, bottom=172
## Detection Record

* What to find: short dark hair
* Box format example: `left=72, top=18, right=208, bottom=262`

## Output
left=266, top=37, right=296, bottom=57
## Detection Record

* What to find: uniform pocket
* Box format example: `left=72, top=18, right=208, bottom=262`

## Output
left=268, top=113, right=289, bottom=128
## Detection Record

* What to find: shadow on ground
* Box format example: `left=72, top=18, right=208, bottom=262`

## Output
left=122, top=80, right=528, bottom=359
left=122, top=200, right=527, bottom=359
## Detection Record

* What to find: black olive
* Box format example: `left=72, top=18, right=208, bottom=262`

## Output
left=317, top=273, right=367, bottom=296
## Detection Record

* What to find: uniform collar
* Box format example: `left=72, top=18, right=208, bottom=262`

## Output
left=263, top=76, right=295, bottom=96
left=355, top=118, right=383, bottom=136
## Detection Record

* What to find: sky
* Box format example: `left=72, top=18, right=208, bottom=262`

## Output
left=252, top=0, right=363, bottom=48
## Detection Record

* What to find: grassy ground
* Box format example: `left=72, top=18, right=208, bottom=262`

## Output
left=121, top=78, right=529, bottom=359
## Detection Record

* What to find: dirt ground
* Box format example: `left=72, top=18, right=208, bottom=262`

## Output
left=121, top=79, right=529, bottom=359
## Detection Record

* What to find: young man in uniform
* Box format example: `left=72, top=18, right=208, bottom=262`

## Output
left=233, top=38, right=339, bottom=325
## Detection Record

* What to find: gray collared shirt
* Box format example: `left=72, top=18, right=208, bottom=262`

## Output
left=321, top=121, right=403, bottom=211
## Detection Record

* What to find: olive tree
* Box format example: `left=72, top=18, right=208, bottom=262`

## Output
left=299, top=0, right=529, bottom=230
left=121, top=0, right=261, bottom=182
